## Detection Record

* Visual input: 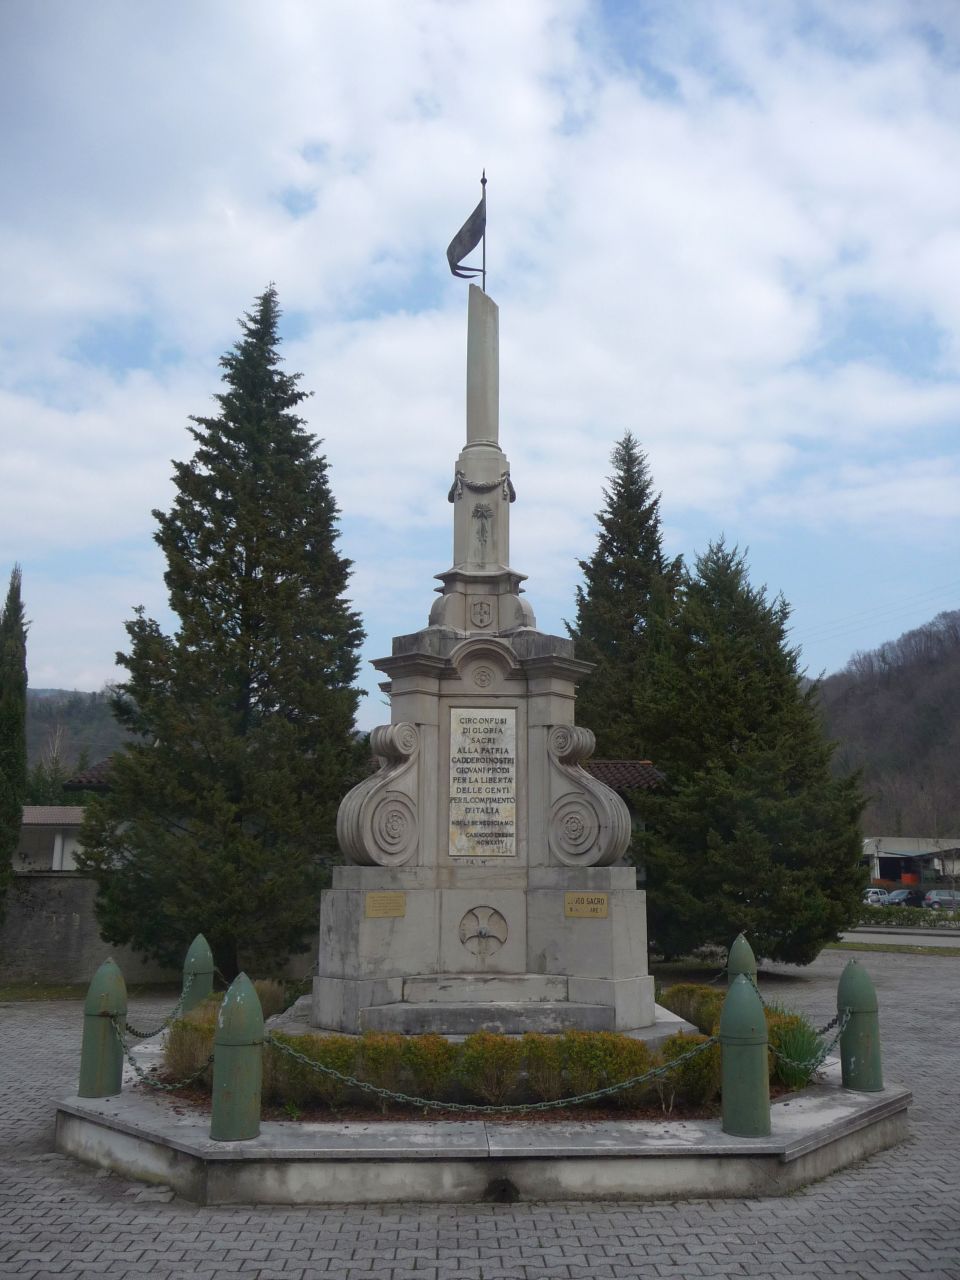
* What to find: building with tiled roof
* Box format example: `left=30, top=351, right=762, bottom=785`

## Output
left=17, top=806, right=85, bottom=871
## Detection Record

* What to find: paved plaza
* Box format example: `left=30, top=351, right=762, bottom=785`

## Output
left=1, top=948, right=957, bottom=1279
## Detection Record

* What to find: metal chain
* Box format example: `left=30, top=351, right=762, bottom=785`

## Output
left=123, top=973, right=197, bottom=1040
left=745, top=975, right=845, bottom=1042
left=263, top=1031, right=718, bottom=1114
left=110, top=1015, right=214, bottom=1092
left=768, top=1008, right=852, bottom=1074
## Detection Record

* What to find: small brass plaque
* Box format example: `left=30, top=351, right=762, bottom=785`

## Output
left=564, top=892, right=609, bottom=919
left=365, top=891, right=407, bottom=919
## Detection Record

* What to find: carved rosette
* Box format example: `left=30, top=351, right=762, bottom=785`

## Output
left=545, top=725, right=631, bottom=867
left=336, top=723, right=420, bottom=867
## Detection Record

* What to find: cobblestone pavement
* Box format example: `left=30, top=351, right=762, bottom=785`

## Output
left=1, top=949, right=958, bottom=1279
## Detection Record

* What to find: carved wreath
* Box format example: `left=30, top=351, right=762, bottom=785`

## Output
left=448, top=470, right=517, bottom=503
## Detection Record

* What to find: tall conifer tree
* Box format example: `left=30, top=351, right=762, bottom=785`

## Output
left=0, top=565, right=28, bottom=917
left=637, top=541, right=865, bottom=963
left=568, top=433, right=681, bottom=758
left=78, top=288, right=365, bottom=977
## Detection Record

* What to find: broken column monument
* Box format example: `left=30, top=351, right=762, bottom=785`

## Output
left=312, top=284, right=661, bottom=1036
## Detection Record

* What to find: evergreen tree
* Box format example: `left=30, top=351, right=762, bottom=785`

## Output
left=637, top=541, right=865, bottom=963
left=567, top=433, right=681, bottom=758
left=0, top=565, right=28, bottom=917
left=78, top=287, right=365, bottom=977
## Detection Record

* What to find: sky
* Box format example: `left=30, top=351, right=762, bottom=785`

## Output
left=1, top=0, right=959, bottom=732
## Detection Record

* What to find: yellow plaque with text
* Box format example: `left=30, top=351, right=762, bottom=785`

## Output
left=564, top=892, right=609, bottom=919
left=365, top=891, right=407, bottom=919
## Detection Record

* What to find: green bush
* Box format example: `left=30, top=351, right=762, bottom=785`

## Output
left=657, top=1032, right=720, bottom=1112
left=252, top=979, right=289, bottom=1020
left=264, top=1032, right=357, bottom=1109
left=857, top=905, right=960, bottom=929
left=767, top=1013, right=824, bottom=1090
left=659, top=983, right=725, bottom=1034
left=606, top=1036, right=659, bottom=1109
left=457, top=1032, right=525, bottom=1105
left=562, top=1030, right=626, bottom=1096
left=356, top=1033, right=407, bottom=1112
left=163, top=997, right=219, bottom=1083
left=658, top=983, right=711, bottom=1025
left=402, top=1033, right=460, bottom=1104
left=523, top=1033, right=567, bottom=1102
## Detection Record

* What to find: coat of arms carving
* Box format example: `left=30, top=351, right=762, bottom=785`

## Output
left=470, top=599, right=493, bottom=628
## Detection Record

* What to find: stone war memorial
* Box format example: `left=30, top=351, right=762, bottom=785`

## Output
left=312, top=279, right=666, bottom=1040
left=55, top=238, right=910, bottom=1206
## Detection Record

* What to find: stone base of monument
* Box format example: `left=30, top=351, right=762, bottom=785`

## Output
left=312, top=865, right=662, bottom=1036
left=55, top=1062, right=911, bottom=1206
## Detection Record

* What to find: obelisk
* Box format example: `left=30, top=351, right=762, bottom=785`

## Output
left=312, top=285, right=658, bottom=1036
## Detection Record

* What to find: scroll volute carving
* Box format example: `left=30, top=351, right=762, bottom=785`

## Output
left=336, top=723, right=420, bottom=867
left=545, top=725, right=630, bottom=867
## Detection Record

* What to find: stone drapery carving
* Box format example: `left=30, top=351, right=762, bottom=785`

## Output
left=447, top=469, right=516, bottom=503
left=545, top=725, right=631, bottom=867
left=336, top=723, right=420, bottom=867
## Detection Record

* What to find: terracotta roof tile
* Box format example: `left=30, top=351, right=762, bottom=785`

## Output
left=583, top=760, right=664, bottom=792
left=64, top=758, right=114, bottom=790
left=22, top=806, right=85, bottom=825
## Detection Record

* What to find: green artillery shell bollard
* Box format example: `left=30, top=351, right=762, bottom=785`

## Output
left=727, top=932, right=757, bottom=988
left=182, top=933, right=215, bottom=1015
left=210, top=973, right=263, bottom=1141
left=720, top=973, right=770, bottom=1137
left=838, top=959, right=883, bottom=1092
left=78, top=958, right=128, bottom=1098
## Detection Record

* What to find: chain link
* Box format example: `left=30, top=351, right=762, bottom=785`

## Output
left=263, top=1032, right=718, bottom=1114
left=110, top=1014, right=214, bottom=1092
left=767, top=1008, right=852, bottom=1074
left=745, top=974, right=847, bottom=1044
left=122, top=972, right=198, bottom=1040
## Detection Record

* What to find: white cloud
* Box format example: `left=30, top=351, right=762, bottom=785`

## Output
left=1, top=0, right=958, bottom=714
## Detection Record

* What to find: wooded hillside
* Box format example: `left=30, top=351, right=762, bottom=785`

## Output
left=26, top=689, right=131, bottom=772
left=816, top=610, right=960, bottom=835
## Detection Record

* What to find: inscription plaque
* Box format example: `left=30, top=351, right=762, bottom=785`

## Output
left=449, top=707, right=517, bottom=857
left=364, top=891, right=407, bottom=919
left=564, top=892, right=609, bottom=919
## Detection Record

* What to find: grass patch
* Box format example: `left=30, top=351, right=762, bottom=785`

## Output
left=0, top=981, right=182, bottom=1002
left=826, top=941, right=960, bottom=958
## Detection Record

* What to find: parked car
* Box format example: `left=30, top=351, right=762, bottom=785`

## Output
left=923, top=889, right=960, bottom=911
left=885, top=889, right=926, bottom=907
left=862, top=888, right=890, bottom=905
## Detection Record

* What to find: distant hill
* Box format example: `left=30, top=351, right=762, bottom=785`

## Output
left=26, top=688, right=133, bottom=772
left=816, top=610, right=960, bottom=835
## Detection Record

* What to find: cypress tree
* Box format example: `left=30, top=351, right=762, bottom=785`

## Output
left=637, top=541, right=865, bottom=963
left=78, top=287, right=365, bottom=977
left=568, top=433, right=681, bottom=758
left=0, top=565, right=28, bottom=917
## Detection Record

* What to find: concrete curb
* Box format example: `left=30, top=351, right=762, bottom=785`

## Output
left=55, top=1061, right=911, bottom=1205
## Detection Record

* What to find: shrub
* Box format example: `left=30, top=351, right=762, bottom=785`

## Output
left=457, top=1032, right=524, bottom=1105
left=659, top=983, right=725, bottom=1032
left=264, top=1032, right=357, bottom=1109
left=402, top=1034, right=460, bottom=1105
left=767, top=1013, right=824, bottom=1090
left=523, top=1033, right=567, bottom=1102
left=163, top=997, right=219, bottom=1083
left=657, top=1033, right=720, bottom=1112
left=693, top=990, right=725, bottom=1035
left=252, top=979, right=289, bottom=1020
left=562, top=1030, right=644, bottom=1100
left=356, top=1033, right=407, bottom=1112
left=606, top=1036, right=659, bottom=1109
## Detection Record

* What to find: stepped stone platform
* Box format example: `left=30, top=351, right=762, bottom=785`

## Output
left=278, top=991, right=693, bottom=1038
left=55, top=1060, right=911, bottom=1205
